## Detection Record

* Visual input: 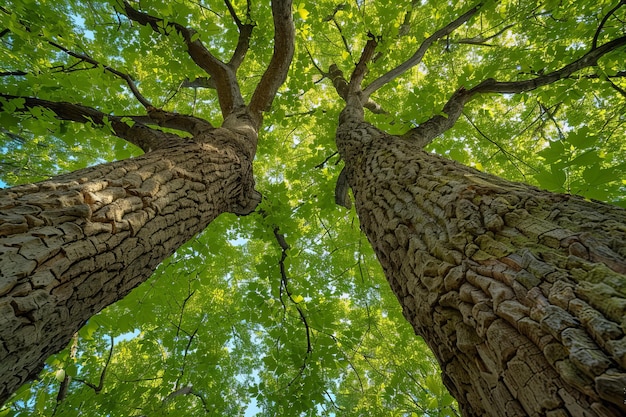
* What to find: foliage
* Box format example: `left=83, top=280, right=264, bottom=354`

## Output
left=1, top=0, right=625, bottom=415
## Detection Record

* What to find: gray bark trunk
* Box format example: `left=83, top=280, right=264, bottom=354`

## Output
left=0, top=126, right=259, bottom=404
left=336, top=118, right=626, bottom=416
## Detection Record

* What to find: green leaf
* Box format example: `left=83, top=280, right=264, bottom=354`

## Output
left=297, top=3, right=309, bottom=20
left=54, top=369, right=66, bottom=382
left=566, top=128, right=594, bottom=149
left=535, top=166, right=566, bottom=191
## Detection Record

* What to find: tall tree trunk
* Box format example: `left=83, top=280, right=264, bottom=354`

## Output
left=336, top=118, right=626, bottom=416
left=0, top=126, right=259, bottom=404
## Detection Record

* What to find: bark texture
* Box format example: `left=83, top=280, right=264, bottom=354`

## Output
left=336, top=116, right=626, bottom=416
left=0, top=126, right=259, bottom=404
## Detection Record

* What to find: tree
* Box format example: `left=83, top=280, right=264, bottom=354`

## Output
left=1, top=0, right=626, bottom=416
left=0, top=0, right=295, bottom=406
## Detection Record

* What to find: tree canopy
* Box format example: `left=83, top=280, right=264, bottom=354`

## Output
left=1, top=0, right=625, bottom=415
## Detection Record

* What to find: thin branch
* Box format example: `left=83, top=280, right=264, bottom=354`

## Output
left=462, top=112, right=530, bottom=178
left=175, top=287, right=196, bottom=340
left=272, top=227, right=313, bottom=356
left=74, top=335, right=114, bottom=394
left=314, top=151, right=338, bottom=169
left=605, top=76, right=626, bottom=98
left=0, top=94, right=182, bottom=152
left=449, top=23, right=515, bottom=47
left=47, top=40, right=152, bottom=108
left=0, top=71, right=27, bottom=76
left=404, top=35, right=626, bottom=145
left=248, top=0, right=295, bottom=128
left=176, top=326, right=198, bottom=387
left=52, top=333, right=79, bottom=415
left=224, top=0, right=255, bottom=70
left=592, top=0, right=626, bottom=49
left=270, top=225, right=314, bottom=393
left=362, top=2, right=483, bottom=98
left=328, top=17, right=351, bottom=54
left=122, top=1, right=243, bottom=117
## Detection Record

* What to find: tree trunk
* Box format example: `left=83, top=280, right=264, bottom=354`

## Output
left=0, top=126, right=259, bottom=404
left=336, top=118, right=626, bottom=416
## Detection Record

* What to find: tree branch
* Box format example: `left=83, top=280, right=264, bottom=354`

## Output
left=272, top=226, right=313, bottom=388
left=47, top=40, right=152, bottom=109
left=0, top=71, right=28, bottom=77
left=143, top=107, right=214, bottom=135
left=248, top=0, right=295, bottom=128
left=362, top=2, right=483, bottom=99
left=467, top=36, right=626, bottom=95
left=448, top=23, right=515, bottom=47
left=74, top=335, right=114, bottom=394
left=327, top=64, right=387, bottom=114
left=349, top=36, right=378, bottom=96
left=404, top=35, right=626, bottom=146
left=592, top=0, right=626, bottom=50
left=224, top=0, right=255, bottom=70
left=122, top=1, right=244, bottom=118
left=0, top=94, right=182, bottom=152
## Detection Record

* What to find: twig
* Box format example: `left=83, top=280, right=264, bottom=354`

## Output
left=74, top=335, right=114, bottom=394
left=47, top=40, right=152, bottom=108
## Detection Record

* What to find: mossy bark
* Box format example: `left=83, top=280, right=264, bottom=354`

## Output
left=337, top=118, right=626, bottom=416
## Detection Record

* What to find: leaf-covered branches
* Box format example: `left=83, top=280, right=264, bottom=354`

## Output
left=0, top=94, right=182, bottom=152
left=468, top=36, right=626, bottom=95
left=362, top=2, right=484, bottom=99
left=404, top=34, right=626, bottom=146
left=592, top=0, right=626, bottom=50
left=47, top=40, right=152, bottom=108
left=122, top=0, right=244, bottom=118
left=122, top=0, right=294, bottom=128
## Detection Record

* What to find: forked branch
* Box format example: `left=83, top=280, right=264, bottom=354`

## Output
left=248, top=0, right=295, bottom=127
left=326, top=64, right=386, bottom=114
left=122, top=1, right=244, bottom=117
left=224, top=0, right=255, bottom=70
left=362, top=2, right=483, bottom=98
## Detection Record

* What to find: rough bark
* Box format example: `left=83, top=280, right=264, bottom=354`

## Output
left=0, top=126, right=260, bottom=404
left=336, top=116, right=626, bottom=416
